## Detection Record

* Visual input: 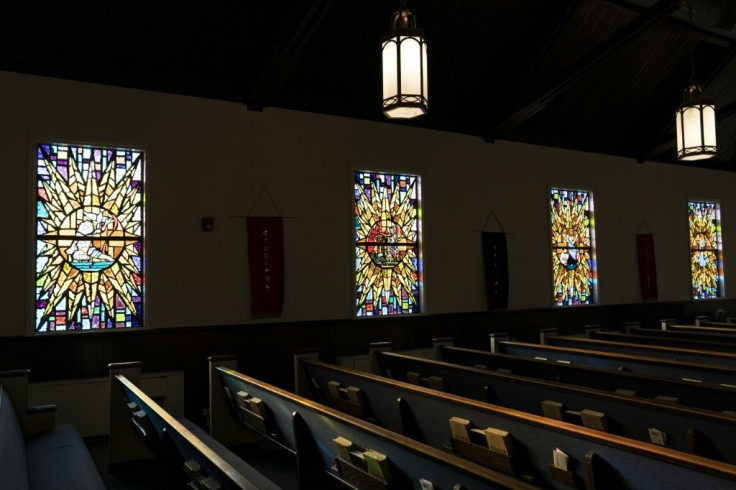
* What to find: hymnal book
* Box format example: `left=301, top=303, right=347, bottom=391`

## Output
left=648, top=428, right=668, bottom=446
left=484, top=427, right=513, bottom=456
left=248, top=397, right=267, bottom=417
left=654, top=395, right=679, bottom=404
left=198, top=476, right=222, bottom=490
left=333, top=436, right=354, bottom=461
left=469, top=428, right=488, bottom=447
left=236, top=391, right=250, bottom=409
left=556, top=359, right=571, bottom=365
left=614, top=388, right=636, bottom=396
left=541, top=400, right=564, bottom=421
left=126, top=401, right=138, bottom=412
left=363, top=449, right=392, bottom=482
left=533, top=356, right=548, bottom=361
left=327, top=381, right=342, bottom=398
left=338, top=387, right=349, bottom=399
left=183, top=459, right=202, bottom=478
left=417, top=478, right=435, bottom=490
left=682, top=378, right=702, bottom=383
left=449, top=417, right=471, bottom=443
left=580, top=409, right=609, bottom=432
left=406, top=371, right=421, bottom=385
left=346, top=386, right=364, bottom=404
left=426, top=376, right=445, bottom=391
left=552, top=448, right=568, bottom=471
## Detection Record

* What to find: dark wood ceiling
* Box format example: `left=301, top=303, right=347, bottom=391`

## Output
left=4, top=0, right=736, bottom=170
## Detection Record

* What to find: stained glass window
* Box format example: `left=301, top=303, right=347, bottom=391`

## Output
left=688, top=199, right=724, bottom=299
left=550, top=187, right=597, bottom=306
left=34, top=143, right=144, bottom=333
left=354, top=171, right=422, bottom=316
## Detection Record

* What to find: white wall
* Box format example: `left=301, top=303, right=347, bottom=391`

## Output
left=1, top=70, right=733, bottom=337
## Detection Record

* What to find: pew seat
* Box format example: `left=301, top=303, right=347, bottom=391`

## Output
left=0, top=371, right=104, bottom=490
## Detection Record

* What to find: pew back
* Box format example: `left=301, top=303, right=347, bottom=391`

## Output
left=373, top=351, right=736, bottom=462
left=297, top=356, right=736, bottom=489
left=591, top=331, right=736, bottom=354
left=630, top=327, right=736, bottom=344
left=438, top=346, right=736, bottom=413
left=547, top=336, right=736, bottom=370
left=213, top=364, right=535, bottom=489
left=497, top=340, right=736, bottom=385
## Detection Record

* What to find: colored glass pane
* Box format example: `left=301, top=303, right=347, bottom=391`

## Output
left=688, top=200, right=724, bottom=299
left=34, top=143, right=144, bottom=332
left=550, top=187, right=597, bottom=306
left=354, top=171, right=422, bottom=316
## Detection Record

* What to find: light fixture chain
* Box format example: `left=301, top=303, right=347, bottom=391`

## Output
left=688, top=0, right=696, bottom=85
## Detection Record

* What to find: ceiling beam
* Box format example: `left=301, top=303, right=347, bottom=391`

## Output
left=246, top=0, right=334, bottom=111
left=517, top=0, right=584, bottom=101
left=486, top=0, right=679, bottom=143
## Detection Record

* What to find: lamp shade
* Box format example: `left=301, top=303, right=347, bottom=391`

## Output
left=381, top=10, right=428, bottom=119
left=676, top=85, right=716, bottom=161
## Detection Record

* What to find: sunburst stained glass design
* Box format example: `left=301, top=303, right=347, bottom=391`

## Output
left=354, top=171, right=422, bottom=316
left=550, top=188, right=597, bottom=306
left=35, top=143, right=144, bottom=332
left=688, top=200, right=724, bottom=299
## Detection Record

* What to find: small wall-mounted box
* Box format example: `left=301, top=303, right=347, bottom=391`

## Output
left=201, top=217, right=214, bottom=232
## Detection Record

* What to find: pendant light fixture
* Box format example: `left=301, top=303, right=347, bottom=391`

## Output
left=675, top=0, right=716, bottom=161
left=381, top=1, right=428, bottom=119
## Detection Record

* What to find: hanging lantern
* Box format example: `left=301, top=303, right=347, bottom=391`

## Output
left=675, top=1, right=716, bottom=162
left=381, top=9, right=428, bottom=119
left=676, top=85, right=716, bottom=161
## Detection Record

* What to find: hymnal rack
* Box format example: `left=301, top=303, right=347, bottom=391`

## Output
left=333, top=436, right=392, bottom=489
left=447, top=417, right=515, bottom=476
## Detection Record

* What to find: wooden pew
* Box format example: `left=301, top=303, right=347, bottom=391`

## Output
left=547, top=335, right=736, bottom=370
left=699, top=321, right=736, bottom=328
left=667, top=324, right=736, bottom=335
left=436, top=345, right=736, bottom=413
left=629, top=327, right=736, bottom=344
left=109, top=362, right=280, bottom=490
left=295, top=353, right=736, bottom=489
left=371, top=349, right=736, bottom=462
left=494, top=340, right=736, bottom=385
left=208, top=357, right=536, bottom=489
left=591, top=330, right=736, bottom=354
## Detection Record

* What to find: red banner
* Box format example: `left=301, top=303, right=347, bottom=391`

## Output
left=636, top=233, right=657, bottom=301
left=247, top=217, right=284, bottom=316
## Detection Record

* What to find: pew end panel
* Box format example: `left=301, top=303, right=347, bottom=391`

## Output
left=0, top=369, right=57, bottom=437
left=109, top=361, right=155, bottom=467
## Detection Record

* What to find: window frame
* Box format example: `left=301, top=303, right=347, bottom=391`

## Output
left=28, top=137, right=147, bottom=335
left=352, top=168, right=424, bottom=318
left=687, top=196, right=725, bottom=300
left=548, top=184, right=599, bottom=307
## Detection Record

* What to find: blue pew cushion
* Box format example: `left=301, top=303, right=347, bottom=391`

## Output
left=0, top=386, right=30, bottom=490
left=26, top=423, right=105, bottom=490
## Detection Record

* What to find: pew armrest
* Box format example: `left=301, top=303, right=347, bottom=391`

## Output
left=23, top=404, right=57, bottom=436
